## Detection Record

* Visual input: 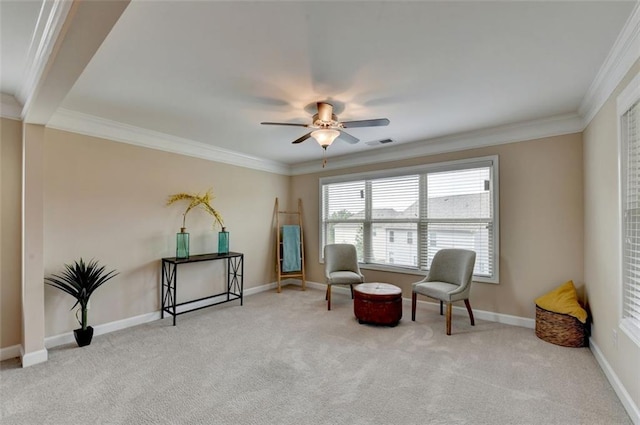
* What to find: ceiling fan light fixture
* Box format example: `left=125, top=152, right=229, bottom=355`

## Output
left=311, top=129, right=340, bottom=149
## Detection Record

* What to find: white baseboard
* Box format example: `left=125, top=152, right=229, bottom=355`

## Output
left=2, top=279, right=532, bottom=364
left=244, top=280, right=282, bottom=296
left=20, top=347, right=48, bottom=367
left=590, top=338, right=640, bottom=425
left=290, top=279, right=536, bottom=328
left=304, top=280, right=330, bottom=291
left=411, top=298, right=536, bottom=329
left=37, top=279, right=535, bottom=352
left=0, top=344, right=22, bottom=362
left=0, top=286, right=532, bottom=362
left=42, top=282, right=289, bottom=349
left=256, top=279, right=323, bottom=293
left=45, top=311, right=161, bottom=349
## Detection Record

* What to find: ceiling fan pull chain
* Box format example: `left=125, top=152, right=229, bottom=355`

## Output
left=322, top=149, right=327, bottom=168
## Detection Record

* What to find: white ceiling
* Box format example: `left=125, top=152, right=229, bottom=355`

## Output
left=1, top=1, right=638, bottom=170
left=0, top=0, right=41, bottom=95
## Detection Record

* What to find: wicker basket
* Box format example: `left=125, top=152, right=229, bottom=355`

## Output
left=535, top=305, right=588, bottom=347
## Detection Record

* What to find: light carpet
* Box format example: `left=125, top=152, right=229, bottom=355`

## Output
left=0, top=287, right=631, bottom=424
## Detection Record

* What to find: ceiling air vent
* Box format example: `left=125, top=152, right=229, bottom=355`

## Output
left=365, top=138, right=394, bottom=146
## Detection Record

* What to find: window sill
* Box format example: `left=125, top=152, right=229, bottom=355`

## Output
left=358, top=263, right=498, bottom=284
left=620, top=318, right=640, bottom=348
left=360, top=263, right=425, bottom=276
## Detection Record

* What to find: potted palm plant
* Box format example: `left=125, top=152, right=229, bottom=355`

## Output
left=44, top=258, right=119, bottom=347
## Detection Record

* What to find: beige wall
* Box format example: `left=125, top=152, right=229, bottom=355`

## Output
left=1, top=118, right=23, bottom=348
left=583, top=59, right=640, bottom=411
left=292, top=133, right=584, bottom=319
left=42, top=128, right=289, bottom=336
left=0, top=118, right=588, bottom=353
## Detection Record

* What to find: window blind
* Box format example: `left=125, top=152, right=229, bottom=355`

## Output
left=320, top=157, right=498, bottom=282
left=622, top=99, right=640, bottom=331
left=420, top=167, right=494, bottom=277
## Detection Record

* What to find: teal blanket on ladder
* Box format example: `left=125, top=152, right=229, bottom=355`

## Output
left=282, top=225, right=301, bottom=272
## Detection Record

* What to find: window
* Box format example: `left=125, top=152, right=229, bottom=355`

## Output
left=320, top=156, right=499, bottom=282
left=618, top=73, right=640, bottom=345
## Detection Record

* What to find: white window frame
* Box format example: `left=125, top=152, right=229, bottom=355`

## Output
left=617, top=72, right=640, bottom=347
left=318, top=155, right=500, bottom=283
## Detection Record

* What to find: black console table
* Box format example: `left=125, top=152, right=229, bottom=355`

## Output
left=161, top=252, right=244, bottom=325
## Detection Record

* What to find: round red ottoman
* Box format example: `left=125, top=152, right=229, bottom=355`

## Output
left=353, top=283, right=403, bottom=326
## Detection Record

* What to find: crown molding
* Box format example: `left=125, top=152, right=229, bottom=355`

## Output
left=579, top=1, right=640, bottom=127
left=290, top=113, right=583, bottom=175
left=47, top=108, right=582, bottom=178
left=47, top=108, right=291, bottom=175
left=1, top=93, right=23, bottom=120
left=17, top=0, right=73, bottom=119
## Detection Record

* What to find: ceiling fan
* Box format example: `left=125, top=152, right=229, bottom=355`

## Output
left=261, top=102, right=390, bottom=150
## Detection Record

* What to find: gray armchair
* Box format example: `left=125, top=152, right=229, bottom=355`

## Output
left=324, top=244, right=365, bottom=310
left=411, top=249, right=476, bottom=335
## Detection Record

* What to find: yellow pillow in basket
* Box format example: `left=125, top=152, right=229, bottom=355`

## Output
left=535, top=280, right=588, bottom=324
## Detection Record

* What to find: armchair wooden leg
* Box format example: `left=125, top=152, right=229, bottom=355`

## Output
left=439, top=300, right=443, bottom=316
left=464, top=299, right=475, bottom=326
left=350, top=284, right=354, bottom=299
left=411, top=292, right=417, bottom=321
left=446, top=302, right=452, bottom=335
left=327, top=285, right=332, bottom=311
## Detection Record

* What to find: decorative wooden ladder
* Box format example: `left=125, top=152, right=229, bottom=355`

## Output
left=275, top=198, right=306, bottom=293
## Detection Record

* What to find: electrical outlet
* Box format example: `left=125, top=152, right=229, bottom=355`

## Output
left=612, top=328, right=618, bottom=348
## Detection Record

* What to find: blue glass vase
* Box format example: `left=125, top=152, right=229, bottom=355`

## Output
left=176, top=228, right=189, bottom=259
left=218, top=227, right=229, bottom=254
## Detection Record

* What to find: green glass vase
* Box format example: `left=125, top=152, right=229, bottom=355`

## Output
left=218, top=227, right=229, bottom=254
left=176, top=228, right=189, bottom=259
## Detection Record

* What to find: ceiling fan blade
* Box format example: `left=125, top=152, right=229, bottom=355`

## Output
left=292, top=132, right=313, bottom=144
left=338, top=130, right=360, bottom=144
left=317, top=102, right=334, bottom=122
left=261, top=122, right=309, bottom=127
left=341, top=118, right=390, bottom=128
